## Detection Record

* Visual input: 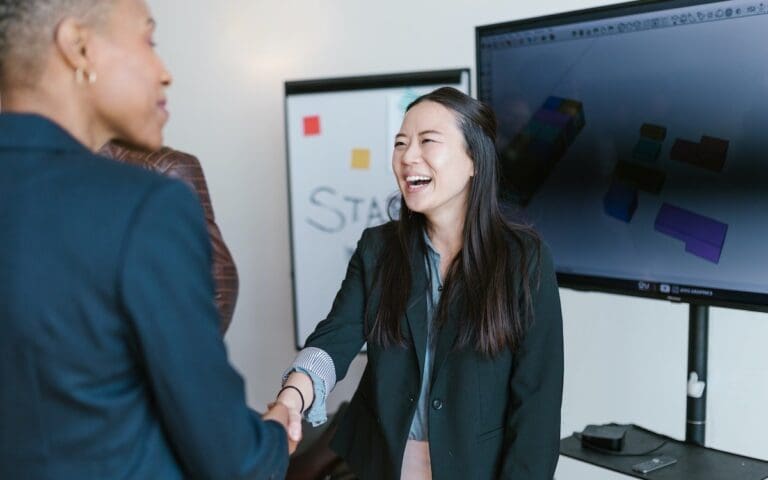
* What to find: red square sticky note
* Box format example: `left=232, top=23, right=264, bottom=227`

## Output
left=303, top=115, right=321, bottom=136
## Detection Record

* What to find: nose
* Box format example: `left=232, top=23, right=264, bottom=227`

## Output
left=160, top=62, right=172, bottom=87
left=400, top=140, right=421, bottom=165
left=160, top=68, right=173, bottom=87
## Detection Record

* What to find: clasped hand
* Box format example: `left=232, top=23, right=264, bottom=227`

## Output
left=263, top=400, right=303, bottom=454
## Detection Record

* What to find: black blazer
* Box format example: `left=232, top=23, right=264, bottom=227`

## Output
left=304, top=223, right=564, bottom=480
left=0, top=114, right=287, bottom=479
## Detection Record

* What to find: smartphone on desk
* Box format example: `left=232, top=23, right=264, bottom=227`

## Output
left=632, top=455, right=677, bottom=474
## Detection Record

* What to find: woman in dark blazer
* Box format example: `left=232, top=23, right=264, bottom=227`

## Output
left=0, top=0, right=295, bottom=477
left=277, top=87, right=563, bottom=479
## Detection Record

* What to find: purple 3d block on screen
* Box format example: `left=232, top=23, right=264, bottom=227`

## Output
left=654, top=203, right=728, bottom=263
left=684, top=237, right=725, bottom=264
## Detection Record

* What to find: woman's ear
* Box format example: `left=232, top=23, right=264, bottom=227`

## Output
left=53, top=17, right=91, bottom=74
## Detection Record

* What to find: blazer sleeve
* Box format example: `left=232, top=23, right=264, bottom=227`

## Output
left=302, top=229, right=371, bottom=383
left=118, top=179, right=287, bottom=480
left=499, top=241, right=564, bottom=479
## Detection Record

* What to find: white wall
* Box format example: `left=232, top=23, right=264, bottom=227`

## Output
left=148, top=0, right=768, bottom=477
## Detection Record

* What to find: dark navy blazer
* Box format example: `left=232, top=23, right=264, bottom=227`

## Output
left=0, top=113, right=287, bottom=479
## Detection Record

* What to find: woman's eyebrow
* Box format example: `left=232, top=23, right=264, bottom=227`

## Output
left=395, top=129, right=443, bottom=139
left=418, top=129, right=442, bottom=136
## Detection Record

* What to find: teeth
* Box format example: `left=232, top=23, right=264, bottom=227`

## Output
left=406, top=175, right=432, bottom=182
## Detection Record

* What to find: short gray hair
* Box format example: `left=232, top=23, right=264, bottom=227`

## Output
left=0, top=0, right=115, bottom=87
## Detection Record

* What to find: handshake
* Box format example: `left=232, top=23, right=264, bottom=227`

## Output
left=263, top=372, right=313, bottom=454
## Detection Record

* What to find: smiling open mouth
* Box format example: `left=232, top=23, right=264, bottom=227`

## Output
left=406, top=175, right=433, bottom=188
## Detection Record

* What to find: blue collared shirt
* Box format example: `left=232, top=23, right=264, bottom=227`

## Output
left=407, top=231, right=443, bottom=441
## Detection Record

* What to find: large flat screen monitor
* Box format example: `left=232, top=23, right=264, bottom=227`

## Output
left=477, top=0, right=768, bottom=311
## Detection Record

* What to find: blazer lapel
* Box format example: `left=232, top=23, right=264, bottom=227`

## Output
left=431, top=293, right=460, bottom=387
left=404, top=246, right=428, bottom=381
left=402, top=233, right=463, bottom=386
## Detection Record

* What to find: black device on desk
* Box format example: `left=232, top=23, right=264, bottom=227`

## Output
left=580, top=425, right=629, bottom=452
left=578, top=423, right=667, bottom=458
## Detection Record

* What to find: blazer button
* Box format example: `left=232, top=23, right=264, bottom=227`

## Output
left=408, top=394, right=415, bottom=403
left=432, top=398, right=443, bottom=410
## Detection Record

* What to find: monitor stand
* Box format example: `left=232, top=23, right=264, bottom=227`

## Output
left=559, top=303, right=768, bottom=479
left=686, top=304, right=708, bottom=445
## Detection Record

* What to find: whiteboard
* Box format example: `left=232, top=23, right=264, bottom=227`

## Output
left=285, top=69, right=471, bottom=347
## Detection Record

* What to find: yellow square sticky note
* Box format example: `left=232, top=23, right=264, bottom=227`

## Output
left=351, top=148, right=371, bottom=170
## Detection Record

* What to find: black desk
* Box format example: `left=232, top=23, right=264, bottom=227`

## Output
left=560, top=425, right=768, bottom=479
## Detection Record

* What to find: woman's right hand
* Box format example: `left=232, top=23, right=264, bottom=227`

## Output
left=263, top=402, right=302, bottom=454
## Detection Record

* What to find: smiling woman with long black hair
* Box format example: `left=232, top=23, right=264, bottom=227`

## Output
left=278, top=87, right=564, bottom=479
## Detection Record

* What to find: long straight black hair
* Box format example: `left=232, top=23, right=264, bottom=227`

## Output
left=367, top=87, right=541, bottom=357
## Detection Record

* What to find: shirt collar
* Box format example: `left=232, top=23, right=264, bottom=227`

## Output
left=422, top=229, right=441, bottom=259
left=0, top=113, right=91, bottom=153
